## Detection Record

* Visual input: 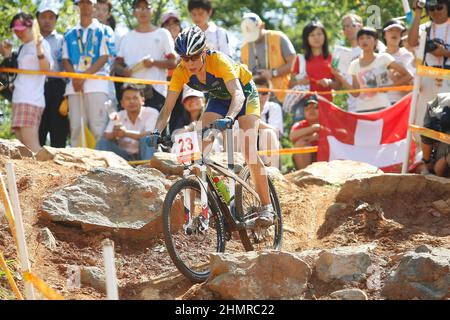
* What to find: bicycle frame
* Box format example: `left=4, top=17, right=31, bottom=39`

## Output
left=181, top=127, right=260, bottom=234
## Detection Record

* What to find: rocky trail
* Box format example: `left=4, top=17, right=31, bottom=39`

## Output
left=0, top=142, right=449, bottom=300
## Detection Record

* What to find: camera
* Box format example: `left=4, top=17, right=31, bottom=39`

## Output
left=425, top=38, right=446, bottom=53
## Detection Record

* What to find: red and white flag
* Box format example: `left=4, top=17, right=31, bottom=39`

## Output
left=317, top=94, right=415, bottom=173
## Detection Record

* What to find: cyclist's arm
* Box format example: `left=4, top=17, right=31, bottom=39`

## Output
left=154, top=90, right=180, bottom=133
left=225, top=79, right=246, bottom=120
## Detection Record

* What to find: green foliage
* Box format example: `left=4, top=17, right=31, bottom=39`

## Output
left=0, top=99, right=13, bottom=140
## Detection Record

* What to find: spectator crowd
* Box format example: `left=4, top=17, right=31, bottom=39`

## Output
left=0, top=0, right=449, bottom=177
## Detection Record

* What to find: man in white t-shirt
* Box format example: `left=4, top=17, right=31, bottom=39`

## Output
left=96, top=83, right=159, bottom=160
left=253, top=75, right=283, bottom=168
left=188, top=0, right=231, bottom=55
left=62, top=0, right=115, bottom=147
left=339, top=13, right=387, bottom=112
left=408, top=0, right=450, bottom=127
left=114, top=0, right=177, bottom=112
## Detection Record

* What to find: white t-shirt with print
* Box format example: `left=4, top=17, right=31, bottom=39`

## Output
left=104, top=106, right=159, bottom=155
left=261, top=101, right=284, bottom=135
left=13, top=39, right=53, bottom=108
left=419, top=21, right=450, bottom=67
left=348, top=53, right=395, bottom=112
left=386, top=47, right=414, bottom=104
left=204, top=22, right=230, bottom=56
left=118, top=28, right=175, bottom=97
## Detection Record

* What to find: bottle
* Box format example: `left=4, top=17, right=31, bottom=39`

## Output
left=213, top=177, right=231, bottom=204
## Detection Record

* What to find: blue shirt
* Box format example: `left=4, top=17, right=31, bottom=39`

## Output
left=63, top=19, right=115, bottom=75
left=44, top=30, right=64, bottom=73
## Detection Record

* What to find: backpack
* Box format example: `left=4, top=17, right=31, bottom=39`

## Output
left=0, top=45, right=23, bottom=101
left=422, top=93, right=450, bottom=144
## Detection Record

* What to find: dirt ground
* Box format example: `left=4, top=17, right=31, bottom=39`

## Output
left=0, top=155, right=449, bottom=300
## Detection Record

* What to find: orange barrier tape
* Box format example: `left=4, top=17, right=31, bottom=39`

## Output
left=0, top=67, right=168, bottom=86
left=409, top=124, right=450, bottom=144
left=0, top=252, right=23, bottom=300
left=0, top=68, right=413, bottom=96
left=258, top=146, right=318, bottom=156
left=257, top=85, right=414, bottom=96
left=417, top=64, right=450, bottom=80
left=23, top=271, right=64, bottom=300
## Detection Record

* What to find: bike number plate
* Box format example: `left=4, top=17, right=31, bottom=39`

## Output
left=173, top=131, right=201, bottom=164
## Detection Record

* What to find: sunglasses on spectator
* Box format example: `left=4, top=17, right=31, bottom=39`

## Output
left=427, top=4, right=444, bottom=11
left=134, top=6, right=151, bottom=12
left=342, top=23, right=356, bottom=30
left=180, top=53, right=202, bottom=62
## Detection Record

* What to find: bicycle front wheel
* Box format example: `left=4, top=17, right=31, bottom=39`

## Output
left=235, top=166, right=283, bottom=251
left=162, top=178, right=225, bottom=283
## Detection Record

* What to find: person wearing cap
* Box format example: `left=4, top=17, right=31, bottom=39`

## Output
left=161, top=11, right=182, bottom=41
left=37, top=1, right=69, bottom=148
left=382, top=19, right=415, bottom=105
left=408, top=0, right=450, bottom=128
left=96, top=83, right=158, bottom=160
left=240, top=12, right=296, bottom=103
left=114, top=0, right=177, bottom=112
left=289, top=95, right=320, bottom=170
left=7, top=12, right=53, bottom=153
left=62, top=0, right=116, bottom=147
left=332, top=27, right=412, bottom=113
left=187, top=0, right=231, bottom=56
left=170, top=85, right=205, bottom=133
left=253, top=75, right=283, bottom=168
left=338, top=13, right=387, bottom=112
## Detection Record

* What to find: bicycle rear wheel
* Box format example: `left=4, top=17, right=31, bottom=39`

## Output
left=162, top=178, right=225, bottom=283
left=235, top=166, right=283, bottom=251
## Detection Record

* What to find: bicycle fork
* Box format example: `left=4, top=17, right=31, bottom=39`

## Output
left=182, top=165, right=210, bottom=235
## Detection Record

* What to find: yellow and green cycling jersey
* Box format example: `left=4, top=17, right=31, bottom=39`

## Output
left=169, top=50, right=260, bottom=118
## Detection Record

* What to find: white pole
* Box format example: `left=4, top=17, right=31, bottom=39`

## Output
left=402, top=32, right=427, bottom=173
left=5, top=163, right=36, bottom=300
left=80, top=92, right=87, bottom=148
left=102, top=239, right=119, bottom=300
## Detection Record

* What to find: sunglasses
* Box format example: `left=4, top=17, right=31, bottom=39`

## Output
left=180, top=53, right=202, bottom=62
left=427, top=4, right=444, bottom=11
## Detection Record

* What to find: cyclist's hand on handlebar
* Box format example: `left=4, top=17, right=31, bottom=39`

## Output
left=214, top=116, right=234, bottom=130
left=146, top=130, right=161, bottom=148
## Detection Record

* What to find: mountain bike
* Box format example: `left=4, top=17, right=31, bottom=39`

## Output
left=157, top=122, right=283, bottom=283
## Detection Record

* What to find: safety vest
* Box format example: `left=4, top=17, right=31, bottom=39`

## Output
left=241, top=30, right=291, bottom=102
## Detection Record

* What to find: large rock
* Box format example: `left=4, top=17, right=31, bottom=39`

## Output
left=315, top=244, right=375, bottom=283
left=40, top=167, right=179, bottom=240
left=36, top=146, right=131, bottom=170
left=382, top=246, right=450, bottom=300
left=205, top=251, right=312, bottom=300
left=287, top=160, right=382, bottom=188
left=337, top=174, right=450, bottom=202
left=0, top=139, right=33, bottom=159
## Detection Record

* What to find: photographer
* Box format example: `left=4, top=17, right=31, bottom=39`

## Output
left=408, top=0, right=450, bottom=127
left=420, top=93, right=450, bottom=177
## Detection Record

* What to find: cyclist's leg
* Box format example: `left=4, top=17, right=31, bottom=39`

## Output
left=197, top=111, right=222, bottom=154
left=238, top=114, right=271, bottom=207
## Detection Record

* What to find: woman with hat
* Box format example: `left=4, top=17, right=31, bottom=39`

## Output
left=382, top=19, right=415, bottom=104
left=8, top=12, right=53, bottom=152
